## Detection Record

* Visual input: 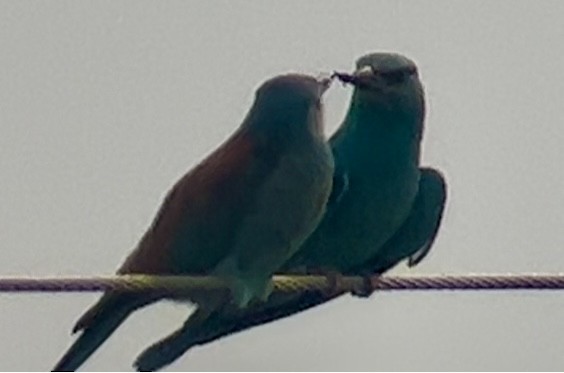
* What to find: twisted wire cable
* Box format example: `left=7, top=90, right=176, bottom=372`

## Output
left=1, top=274, right=563, bottom=296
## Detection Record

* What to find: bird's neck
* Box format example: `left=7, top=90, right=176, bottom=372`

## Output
left=243, top=106, right=325, bottom=150
left=335, top=102, right=423, bottom=170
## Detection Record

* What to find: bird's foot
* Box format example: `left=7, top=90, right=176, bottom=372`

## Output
left=351, top=274, right=376, bottom=298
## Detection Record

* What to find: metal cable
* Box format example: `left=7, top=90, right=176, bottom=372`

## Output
left=1, top=274, right=563, bottom=296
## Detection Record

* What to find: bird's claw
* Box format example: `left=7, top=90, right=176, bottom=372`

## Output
left=351, top=274, right=375, bottom=298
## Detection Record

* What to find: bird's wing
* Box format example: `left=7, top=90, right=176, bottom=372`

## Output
left=350, top=167, right=447, bottom=274
left=132, top=167, right=447, bottom=371
left=53, top=129, right=281, bottom=372
left=407, top=168, right=447, bottom=266
left=119, top=128, right=279, bottom=275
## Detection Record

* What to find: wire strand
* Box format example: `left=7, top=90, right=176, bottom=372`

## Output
left=1, top=274, right=563, bottom=296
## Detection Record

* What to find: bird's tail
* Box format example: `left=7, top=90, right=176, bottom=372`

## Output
left=133, top=307, right=213, bottom=372
left=53, top=293, right=151, bottom=372
left=133, top=293, right=339, bottom=371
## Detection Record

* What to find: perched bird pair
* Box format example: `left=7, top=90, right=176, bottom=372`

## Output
left=53, top=52, right=447, bottom=372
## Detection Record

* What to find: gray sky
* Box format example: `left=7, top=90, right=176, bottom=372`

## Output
left=1, top=1, right=564, bottom=371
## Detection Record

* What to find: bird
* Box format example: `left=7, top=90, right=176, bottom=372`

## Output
left=52, top=73, right=335, bottom=371
left=132, top=52, right=448, bottom=371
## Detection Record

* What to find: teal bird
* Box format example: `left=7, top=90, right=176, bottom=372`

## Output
left=52, top=74, right=335, bottom=371
left=133, top=53, right=447, bottom=371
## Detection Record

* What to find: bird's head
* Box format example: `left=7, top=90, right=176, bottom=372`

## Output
left=334, top=53, right=425, bottom=116
left=247, top=74, right=332, bottom=138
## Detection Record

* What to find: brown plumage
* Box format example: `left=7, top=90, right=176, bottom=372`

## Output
left=53, top=74, right=334, bottom=371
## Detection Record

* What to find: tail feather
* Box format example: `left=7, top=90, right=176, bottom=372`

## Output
left=53, top=294, right=150, bottom=372
left=134, top=293, right=339, bottom=371
left=133, top=307, right=211, bottom=372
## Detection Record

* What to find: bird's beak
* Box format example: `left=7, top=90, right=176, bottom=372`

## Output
left=332, top=66, right=375, bottom=88
left=353, top=66, right=374, bottom=79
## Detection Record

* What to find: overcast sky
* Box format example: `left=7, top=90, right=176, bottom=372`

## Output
left=1, top=1, right=564, bottom=371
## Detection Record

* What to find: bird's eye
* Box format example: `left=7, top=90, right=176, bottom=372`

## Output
left=378, top=66, right=417, bottom=85
left=381, top=70, right=408, bottom=85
